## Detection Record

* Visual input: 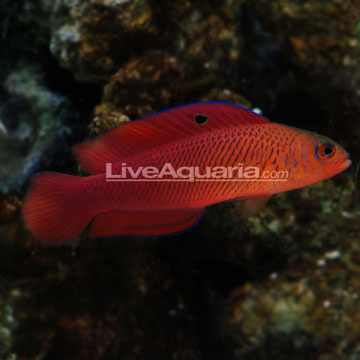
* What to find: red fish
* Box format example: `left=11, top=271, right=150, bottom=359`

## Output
left=23, top=102, right=351, bottom=244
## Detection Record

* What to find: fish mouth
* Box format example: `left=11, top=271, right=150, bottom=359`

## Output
left=336, top=157, right=352, bottom=173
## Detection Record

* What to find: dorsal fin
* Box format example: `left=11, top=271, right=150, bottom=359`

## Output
left=72, top=102, right=269, bottom=174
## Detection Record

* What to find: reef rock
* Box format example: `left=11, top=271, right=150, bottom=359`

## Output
left=0, top=67, right=69, bottom=193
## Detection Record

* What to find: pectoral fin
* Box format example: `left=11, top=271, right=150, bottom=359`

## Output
left=232, top=195, right=271, bottom=218
left=222, top=195, right=271, bottom=218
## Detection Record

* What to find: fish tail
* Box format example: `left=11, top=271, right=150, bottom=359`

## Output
left=22, top=172, right=94, bottom=245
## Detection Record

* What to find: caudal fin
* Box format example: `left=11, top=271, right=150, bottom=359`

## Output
left=22, top=172, right=94, bottom=245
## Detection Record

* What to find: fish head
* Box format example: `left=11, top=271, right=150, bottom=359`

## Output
left=294, top=130, right=351, bottom=184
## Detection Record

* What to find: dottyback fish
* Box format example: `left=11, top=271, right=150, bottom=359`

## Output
left=23, top=102, right=351, bottom=244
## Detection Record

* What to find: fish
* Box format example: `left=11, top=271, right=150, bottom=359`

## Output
left=22, top=102, right=351, bottom=245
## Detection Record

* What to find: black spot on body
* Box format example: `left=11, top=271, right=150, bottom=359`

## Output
left=194, top=114, right=209, bottom=125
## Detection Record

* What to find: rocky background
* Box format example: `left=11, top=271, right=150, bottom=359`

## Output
left=1, top=0, right=360, bottom=359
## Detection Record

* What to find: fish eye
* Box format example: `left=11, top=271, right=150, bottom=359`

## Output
left=316, top=143, right=336, bottom=163
left=194, top=114, right=209, bottom=125
left=323, top=145, right=334, bottom=157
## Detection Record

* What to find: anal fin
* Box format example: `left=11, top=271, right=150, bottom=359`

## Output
left=89, top=208, right=205, bottom=238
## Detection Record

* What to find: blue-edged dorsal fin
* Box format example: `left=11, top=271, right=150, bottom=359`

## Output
left=73, top=102, right=269, bottom=174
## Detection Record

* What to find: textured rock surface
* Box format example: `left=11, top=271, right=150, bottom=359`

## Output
left=0, top=67, right=69, bottom=193
left=223, top=235, right=360, bottom=359
left=48, top=0, right=244, bottom=84
left=248, top=1, right=360, bottom=72
left=50, top=0, right=157, bottom=82
left=98, top=51, right=185, bottom=117
left=244, top=0, right=360, bottom=158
